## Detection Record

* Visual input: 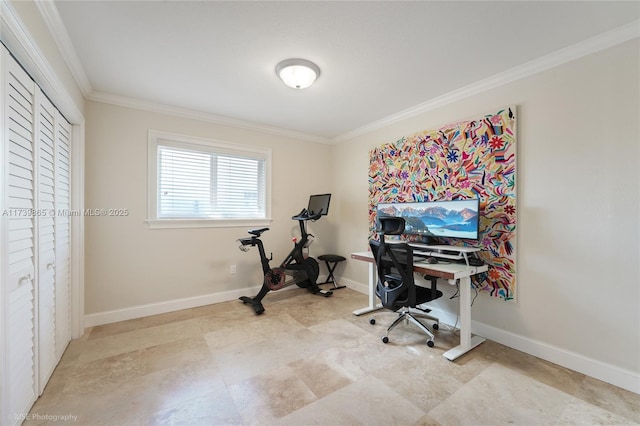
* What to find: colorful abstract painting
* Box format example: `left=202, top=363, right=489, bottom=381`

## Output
left=368, top=107, right=517, bottom=300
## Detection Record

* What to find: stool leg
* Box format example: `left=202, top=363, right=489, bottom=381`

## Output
left=321, top=261, right=346, bottom=290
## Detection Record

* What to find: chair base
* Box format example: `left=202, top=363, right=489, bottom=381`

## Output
left=383, top=307, right=440, bottom=346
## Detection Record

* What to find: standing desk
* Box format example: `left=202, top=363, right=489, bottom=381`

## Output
left=350, top=251, right=489, bottom=361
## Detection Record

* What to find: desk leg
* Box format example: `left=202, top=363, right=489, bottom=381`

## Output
left=442, top=276, right=485, bottom=361
left=352, top=261, right=382, bottom=316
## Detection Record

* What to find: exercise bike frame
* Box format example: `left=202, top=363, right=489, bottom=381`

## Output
left=238, top=208, right=333, bottom=314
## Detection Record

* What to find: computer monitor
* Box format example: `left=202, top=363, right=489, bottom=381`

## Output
left=307, top=193, right=331, bottom=216
left=377, top=198, right=479, bottom=242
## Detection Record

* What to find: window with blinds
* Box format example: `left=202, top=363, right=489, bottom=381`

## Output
left=148, top=130, right=271, bottom=228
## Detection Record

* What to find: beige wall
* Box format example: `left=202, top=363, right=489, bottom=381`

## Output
left=84, top=101, right=333, bottom=314
left=332, top=40, right=640, bottom=375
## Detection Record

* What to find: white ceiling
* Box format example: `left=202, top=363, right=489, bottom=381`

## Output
left=51, top=1, right=639, bottom=142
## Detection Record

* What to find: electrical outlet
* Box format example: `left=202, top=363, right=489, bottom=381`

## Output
left=230, top=264, right=237, bottom=274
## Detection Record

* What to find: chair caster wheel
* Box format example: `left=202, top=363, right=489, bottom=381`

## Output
left=382, top=336, right=389, bottom=344
left=427, top=340, right=435, bottom=347
left=369, top=318, right=376, bottom=325
left=432, top=323, right=439, bottom=330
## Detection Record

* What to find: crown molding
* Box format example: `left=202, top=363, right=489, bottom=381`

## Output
left=1, top=0, right=83, bottom=123
left=35, top=0, right=92, bottom=97
left=88, top=91, right=331, bottom=144
left=331, top=20, right=640, bottom=144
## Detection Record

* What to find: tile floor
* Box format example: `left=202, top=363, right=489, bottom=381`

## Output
left=28, top=287, right=639, bottom=425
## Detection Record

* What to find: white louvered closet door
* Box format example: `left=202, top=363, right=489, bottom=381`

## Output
left=36, top=91, right=57, bottom=392
left=54, top=110, right=72, bottom=359
left=3, top=46, right=38, bottom=421
left=2, top=44, right=74, bottom=424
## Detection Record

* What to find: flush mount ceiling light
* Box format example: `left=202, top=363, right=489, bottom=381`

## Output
left=275, top=58, right=320, bottom=89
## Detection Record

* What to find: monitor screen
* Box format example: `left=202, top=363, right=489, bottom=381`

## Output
left=308, top=193, right=331, bottom=216
left=377, top=198, right=479, bottom=240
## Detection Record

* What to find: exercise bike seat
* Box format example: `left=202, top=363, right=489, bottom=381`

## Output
left=248, top=227, right=269, bottom=237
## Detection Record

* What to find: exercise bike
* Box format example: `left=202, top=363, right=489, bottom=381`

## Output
left=237, top=206, right=333, bottom=314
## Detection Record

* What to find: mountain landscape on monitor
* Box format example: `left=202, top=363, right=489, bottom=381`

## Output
left=407, top=206, right=477, bottom=233
left=378, top=203, right=478, bottom=235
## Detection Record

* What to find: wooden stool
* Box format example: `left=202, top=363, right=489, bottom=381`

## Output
left=318, top=254, right=346, bottom=289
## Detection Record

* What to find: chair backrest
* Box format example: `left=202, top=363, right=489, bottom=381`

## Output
left=370, top=217, right=417, bottom=309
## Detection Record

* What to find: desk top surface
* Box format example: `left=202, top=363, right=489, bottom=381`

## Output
left=350, top=251, right=488, bottom=280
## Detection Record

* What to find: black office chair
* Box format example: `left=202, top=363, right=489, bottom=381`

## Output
left=369, top=217, right=442, bottom=347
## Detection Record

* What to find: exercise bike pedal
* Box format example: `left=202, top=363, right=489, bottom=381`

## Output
left=315, top=289, right=333, bottom=297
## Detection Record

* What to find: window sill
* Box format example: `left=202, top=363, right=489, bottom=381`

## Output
left=146, top=218, right=273, bottom=229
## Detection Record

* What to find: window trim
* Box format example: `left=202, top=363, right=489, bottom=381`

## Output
left=147, top=129, right=272, bottom=229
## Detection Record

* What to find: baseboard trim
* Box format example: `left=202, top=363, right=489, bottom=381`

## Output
left=84, top=275, right=332, bottom=327
left=343, top=278, right=369, bottom=295
left=84, top=285, right=264, bottom=327
left=346, top=281, right=639, bottom=394
left=470, top=320, right=640, bottom=395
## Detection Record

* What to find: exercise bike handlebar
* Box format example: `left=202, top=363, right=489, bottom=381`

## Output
left=292, top=208, right=323, bottom=222
left=240, top=207, right=321, bottom=249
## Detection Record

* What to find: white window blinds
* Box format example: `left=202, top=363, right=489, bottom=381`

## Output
left=148, top=130, right=271, bottom=227
left=158, top=146, right=213, bottom=217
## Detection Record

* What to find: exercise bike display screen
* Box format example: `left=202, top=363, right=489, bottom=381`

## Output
left=307, top=193, right=331, bottom=216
